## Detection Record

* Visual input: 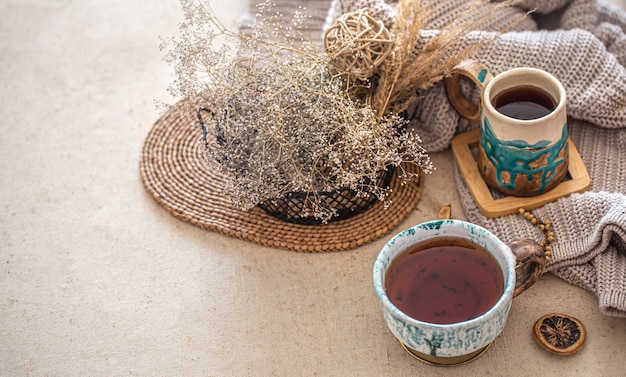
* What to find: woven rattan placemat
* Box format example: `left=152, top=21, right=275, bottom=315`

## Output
left=139, top=101, right=423, bottom=252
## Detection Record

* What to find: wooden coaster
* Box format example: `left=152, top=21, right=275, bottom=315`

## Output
left=139, top=100, right=424, bottom=252
left=451, top=129, right=590, bottom=218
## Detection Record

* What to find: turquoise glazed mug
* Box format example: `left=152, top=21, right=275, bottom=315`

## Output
left=445, top=60, right=569, bottom=197
left=373, top=220, right=546, bottom=366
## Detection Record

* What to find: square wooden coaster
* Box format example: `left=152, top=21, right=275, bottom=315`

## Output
left=451, top=129, right=590, bottom=218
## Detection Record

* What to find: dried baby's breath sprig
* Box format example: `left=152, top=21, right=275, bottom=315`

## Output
left=162, top=0, right=433, bottom=222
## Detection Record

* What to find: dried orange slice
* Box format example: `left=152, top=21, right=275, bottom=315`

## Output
left=533, top=313, right=586, bottom=355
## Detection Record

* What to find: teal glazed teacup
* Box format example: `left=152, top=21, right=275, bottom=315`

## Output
left=373, top=220, right=546, bottom=366
left=445, top=61, right=569, bottom=197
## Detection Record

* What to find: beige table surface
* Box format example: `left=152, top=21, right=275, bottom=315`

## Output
left=2, top=0, right=626, bottom=376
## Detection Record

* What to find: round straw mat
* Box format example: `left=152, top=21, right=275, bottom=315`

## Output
left=139, top=100, right=423, bottom=252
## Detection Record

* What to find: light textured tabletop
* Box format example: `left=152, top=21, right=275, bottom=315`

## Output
left=1, top=1, right=625, bottom=376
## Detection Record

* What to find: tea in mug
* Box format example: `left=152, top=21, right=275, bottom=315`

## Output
left=385, top=237, right=504, bottom=324
left=493, top=86, right=556, bottom=120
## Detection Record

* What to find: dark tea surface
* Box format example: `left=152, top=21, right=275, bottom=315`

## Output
left=493, top=86, right=556, bottom=120
left=385, top=238, right=504, bottom=324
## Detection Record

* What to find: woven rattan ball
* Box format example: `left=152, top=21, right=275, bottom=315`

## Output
left=324, top=9, right=393, bottom=81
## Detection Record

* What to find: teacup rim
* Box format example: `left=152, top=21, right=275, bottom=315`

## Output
left=373, top=219, right=516, bottom=331
left=483, top=66, right=567, bottom=126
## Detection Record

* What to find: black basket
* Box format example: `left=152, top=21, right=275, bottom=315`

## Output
left=257, top=168, right=395, bottom=225
left=197, top=106, right=395, bottom=225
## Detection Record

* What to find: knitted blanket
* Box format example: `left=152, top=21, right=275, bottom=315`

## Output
left=246, top=0, right=626, bottom=317
left=323, top=0, right=626, bottom=317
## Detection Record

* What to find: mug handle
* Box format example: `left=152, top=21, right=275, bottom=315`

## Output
left=444, top=60, right=493, bottom=123
left=508, top=239, right=547, bottom=298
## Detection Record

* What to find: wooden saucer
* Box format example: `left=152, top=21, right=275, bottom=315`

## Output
left=451, top=129, right=590, bottom=218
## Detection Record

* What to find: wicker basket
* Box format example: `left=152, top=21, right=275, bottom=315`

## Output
left=197, top=107, right=395, bottom=225
left=257, top=168, right=395, bottom=225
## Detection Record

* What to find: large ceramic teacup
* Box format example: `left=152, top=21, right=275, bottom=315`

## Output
left=373, top=219, right=546, bottom=366
left=445, top=60, right=569, bottom=197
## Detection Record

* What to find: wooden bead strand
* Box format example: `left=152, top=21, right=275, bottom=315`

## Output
left=518, top=208, right=553, bottom=262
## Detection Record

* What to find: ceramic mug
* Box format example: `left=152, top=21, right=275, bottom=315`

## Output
left=373, top=219, right=546, bottom=366
left=445, top=60, right=569, bottom=197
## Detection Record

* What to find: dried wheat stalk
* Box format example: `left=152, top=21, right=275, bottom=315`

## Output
left=371, top=0, right=526, bottom=116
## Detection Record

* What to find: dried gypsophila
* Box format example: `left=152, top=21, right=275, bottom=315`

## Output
left=162, top=0, right=433, bottom=222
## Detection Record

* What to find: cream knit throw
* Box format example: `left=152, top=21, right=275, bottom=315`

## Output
left=322, top=0, right=626, bottom=317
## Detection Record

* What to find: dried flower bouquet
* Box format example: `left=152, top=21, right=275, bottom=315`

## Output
left=162, top=0, right=514, bottom=223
